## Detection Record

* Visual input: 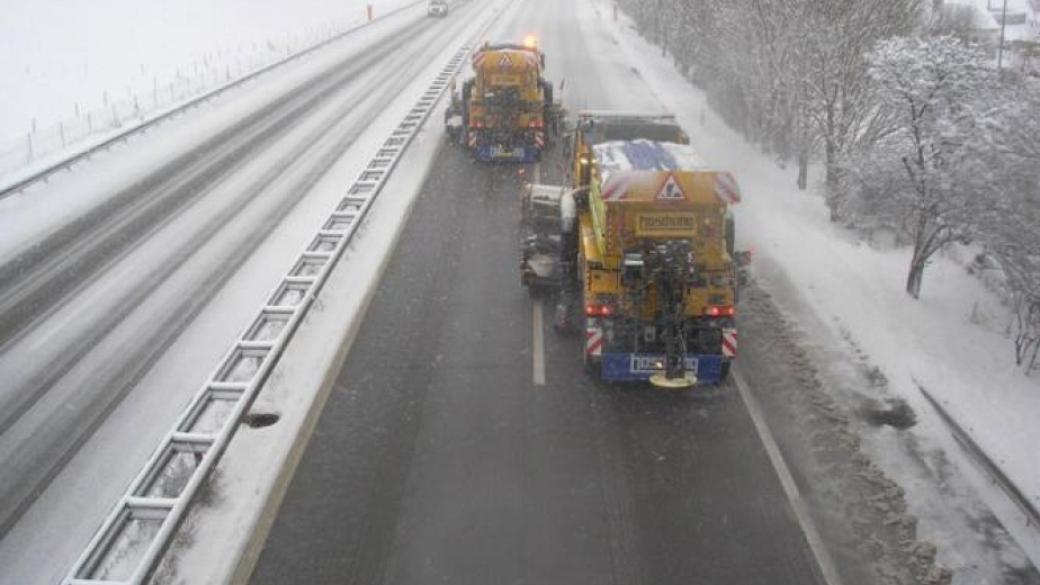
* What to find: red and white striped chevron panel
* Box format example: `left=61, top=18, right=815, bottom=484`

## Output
left=722, top=328, right=737, bottom=358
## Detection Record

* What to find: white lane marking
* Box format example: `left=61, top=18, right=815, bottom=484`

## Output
left=532, top=300, right=546, bottom=386
left=733, top=369, right=845, bottom=585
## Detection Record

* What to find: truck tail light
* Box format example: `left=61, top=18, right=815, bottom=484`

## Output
left=585, top=303, right=613, bottom=317
left=705, top=305, right=735, bottom=317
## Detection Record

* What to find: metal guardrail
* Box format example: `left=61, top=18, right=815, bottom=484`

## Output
left=918, top=384, right=1040, bottom=529
left=62, top=43, right=471, bottom=585
left=0, top=0, right=425, bottom=201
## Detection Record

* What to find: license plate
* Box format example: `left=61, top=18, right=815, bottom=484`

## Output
left=629, top=355, right=698, bottom=373
left=491, top=146, right=523, bottom=158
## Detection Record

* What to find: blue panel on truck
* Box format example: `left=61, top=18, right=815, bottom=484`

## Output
left=600, top=353, right=725, bottom=384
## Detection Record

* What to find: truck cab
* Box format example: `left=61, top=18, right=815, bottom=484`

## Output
left=570, top=111, right=689, bottom=188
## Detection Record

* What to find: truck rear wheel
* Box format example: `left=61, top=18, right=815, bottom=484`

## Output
left=582, top=349, right=599, bottom=376
left=719, top=361, right=731, bottom=383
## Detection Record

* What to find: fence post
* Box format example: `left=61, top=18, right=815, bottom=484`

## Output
left=26, top=133, right=34, bottom=163
left=367, top=4, right=373, bottom=21
left=60, top=121, right=66, bottom=147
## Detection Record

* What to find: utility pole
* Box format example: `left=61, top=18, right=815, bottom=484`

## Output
left=997, top=0, right=1008, bottom=70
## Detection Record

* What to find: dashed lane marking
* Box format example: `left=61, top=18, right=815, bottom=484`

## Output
left=530, top=161, right=546, bottom=387
left=532, top=300, right=546, bottom=386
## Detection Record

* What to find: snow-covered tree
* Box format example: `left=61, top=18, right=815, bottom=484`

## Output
left=970, top=77, right=1040, bottom=370
left=797, top=0, right=919, bottom=212
left=863, top=35, right=994, bottom=298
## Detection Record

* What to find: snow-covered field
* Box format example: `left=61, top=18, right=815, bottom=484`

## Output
left=0, top=0, right=416, bottom=182
left=592, top=0, right=1040, bottom=575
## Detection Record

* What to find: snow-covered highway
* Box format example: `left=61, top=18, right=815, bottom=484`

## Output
left=0, top=0, right=501, bottom=581
left=1, top=0, right=1038, bottom=583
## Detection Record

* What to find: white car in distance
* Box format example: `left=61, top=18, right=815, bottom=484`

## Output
left=427, top=0, right=448, bottom=17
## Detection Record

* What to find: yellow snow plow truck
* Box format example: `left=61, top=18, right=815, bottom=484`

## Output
left=445, top=38, right=560, bottom=162
left=521, top=114, right=745, bottom=388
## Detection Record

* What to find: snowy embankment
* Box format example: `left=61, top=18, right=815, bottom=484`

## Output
left=593, top=0, right=1040, bottom=570
left=0, top=0, right=416, bottom=184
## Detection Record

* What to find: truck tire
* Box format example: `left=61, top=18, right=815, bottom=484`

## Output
left=725, top=214, right=736, bottom=257
left=582, top=346, right=598, bottom=376
left=719, top=361, right=731, bottom=383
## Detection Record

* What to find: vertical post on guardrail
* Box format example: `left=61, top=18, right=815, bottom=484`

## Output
left=59, top=121, right=66, bottom=148
left=26, top=133, right=33, bottom=164
left=367, top=4, right=373, bottom=21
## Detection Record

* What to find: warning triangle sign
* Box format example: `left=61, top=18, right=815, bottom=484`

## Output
left=656, top=174, right=685, bottom=201
left=498, top=54, right=513, bottom=68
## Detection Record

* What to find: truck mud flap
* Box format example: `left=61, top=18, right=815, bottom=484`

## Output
left=600, top=353, right=726, bottom=384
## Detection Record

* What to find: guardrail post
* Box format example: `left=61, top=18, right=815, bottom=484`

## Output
left=367, top=4, right=374, bottom=21
left=26, top=133, right=33, bottom=163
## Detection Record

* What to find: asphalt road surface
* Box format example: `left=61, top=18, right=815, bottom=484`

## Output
left=249, top=1, right=828, bottom=582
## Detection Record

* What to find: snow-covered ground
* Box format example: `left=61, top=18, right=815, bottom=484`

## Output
left=0, top=0, right=416, bottom=181
left=592, top=0, right=1040, bottom=576
left=943, top=0, right=1039, bottom=42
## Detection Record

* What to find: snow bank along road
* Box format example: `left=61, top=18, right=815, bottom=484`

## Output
left=0, top=0, right=499, bottom=581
